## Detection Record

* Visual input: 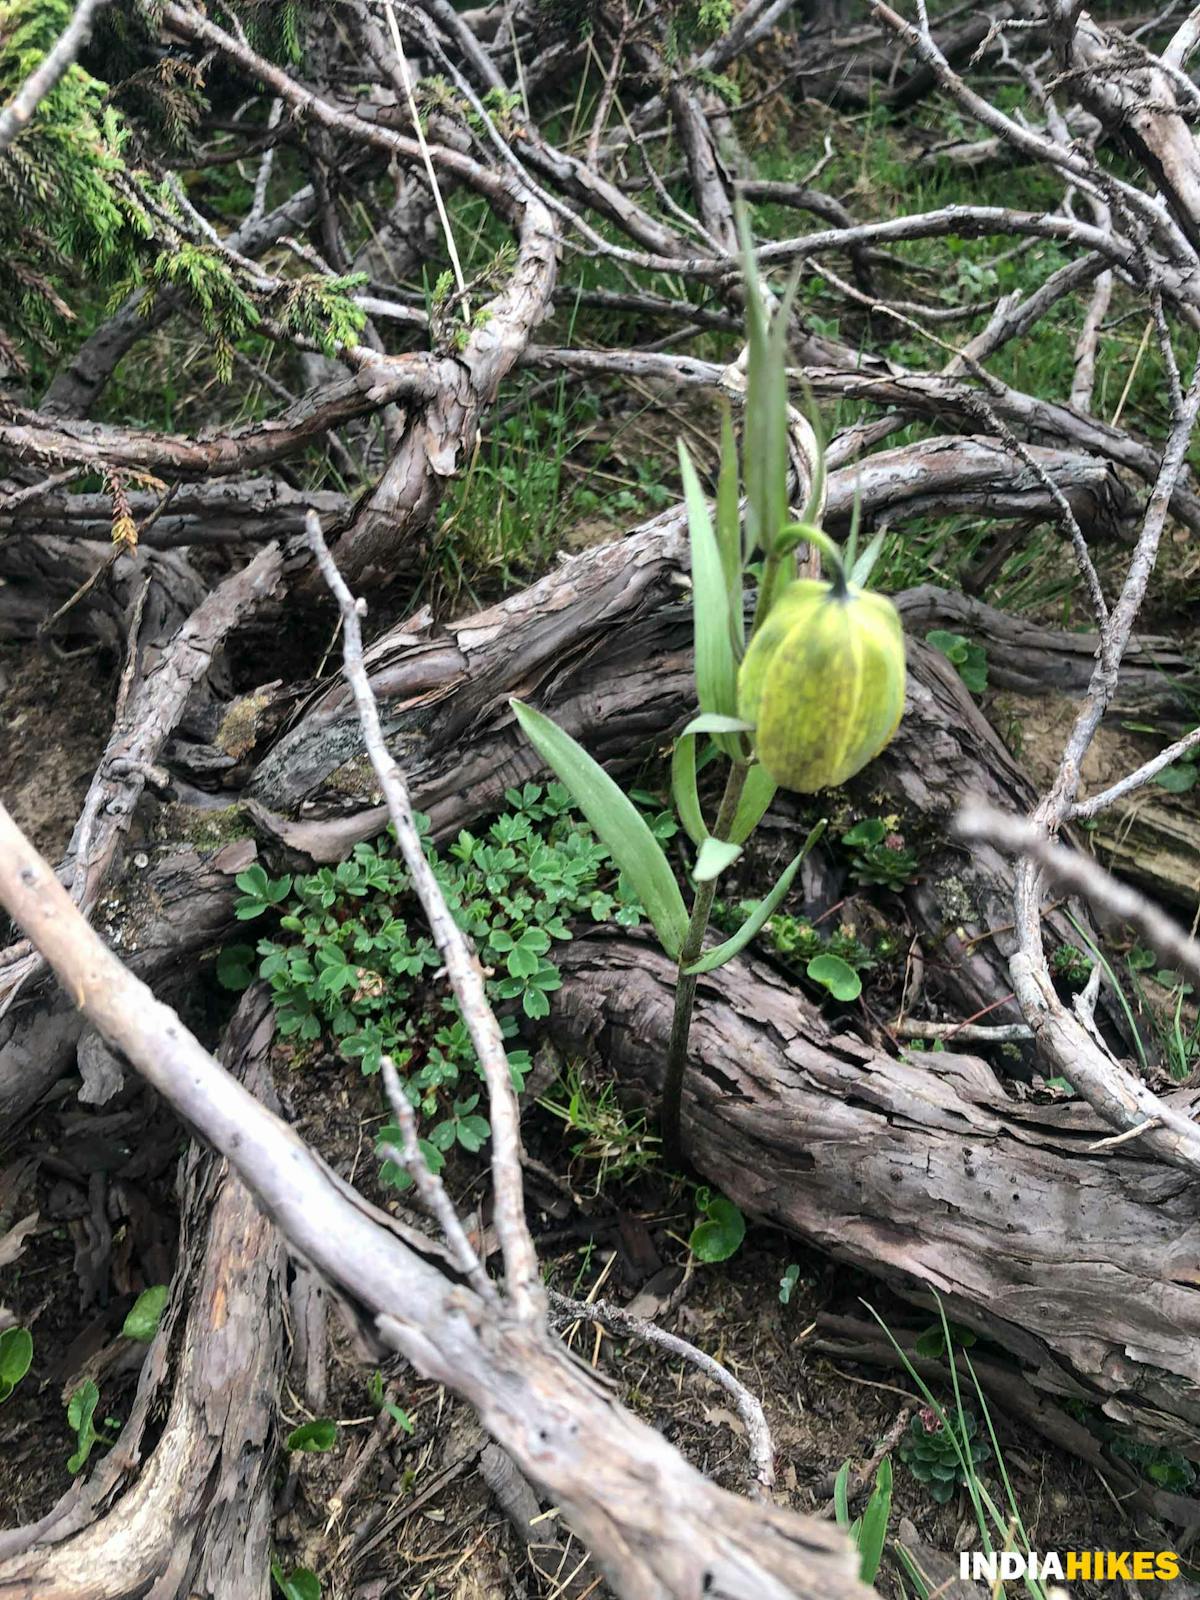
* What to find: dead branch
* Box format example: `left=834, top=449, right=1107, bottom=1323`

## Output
left=0, top=801, right=869, bottom=1600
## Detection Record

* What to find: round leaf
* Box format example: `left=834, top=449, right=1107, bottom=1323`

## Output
left=122, top=1285, right=169, bottom=1342
left=806, top=953, right=862, bottom=1002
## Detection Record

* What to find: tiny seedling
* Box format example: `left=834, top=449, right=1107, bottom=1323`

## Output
left=834, top=1454, right=894, bottom=1585
left=66, top=1380, right=121, bottom=1473
left=925, top=629, right=988, bottom=695
left=689, top=1186, right=746, bottom=1263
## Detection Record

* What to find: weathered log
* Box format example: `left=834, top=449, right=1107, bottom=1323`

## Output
left=550, top=932, right=1200, bottom=1474
left=0, top=827, right=872, bottom=1600
left=0, top=1016, right=285, bottom=1596
left=6, top=513, right=1162, bottom=1120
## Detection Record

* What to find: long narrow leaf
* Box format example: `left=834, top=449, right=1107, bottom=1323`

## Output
left=715, top=405, right=744, bottom=645
left=679, top=442, right=739, bottom=758
left=671, top=733, right=708, bottom=846
left=833, top=1461, right=851, bottom=1532
left=729, top=761, right=777, bottom=844
left=512, top=701, right=688, bottom=959
left=685, top=821, right=824, bottom=974
left=856, top=1457, right=892, bottom=1584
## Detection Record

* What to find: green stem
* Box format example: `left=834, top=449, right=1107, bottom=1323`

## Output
left=660, top=760, right=748, bottom=1168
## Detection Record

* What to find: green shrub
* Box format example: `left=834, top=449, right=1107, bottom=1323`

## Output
left=222, top=783, right=642, bottom=1185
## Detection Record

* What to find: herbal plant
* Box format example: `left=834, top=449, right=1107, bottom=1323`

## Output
left=925, top=629, right=988, bottom=695
left=688, top=1186, right=746, bottom=1263
left=840, top=817, right=920, bottom=891
left=834, top=1455, right=894, bottom=1587
left=66, top=1380, right=120, bottom=1474
left=537, top=1060, right=658, bottom=1193
left=869, top=1300, right=1049, bottom=1600
left=512, top=227, right=907, bottom=1164
left=898, top=1406, right=989, bottom=1504
left=223, top=782, right=641, bottom=1181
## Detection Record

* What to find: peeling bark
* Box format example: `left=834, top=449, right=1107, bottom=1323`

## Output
left=551, top=933, right=1200, bottom=1470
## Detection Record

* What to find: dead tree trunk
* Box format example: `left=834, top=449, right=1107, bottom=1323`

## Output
left=0, top=1012, right=285, bottom=1597
left=551, top=933, right=1200, bottom=1503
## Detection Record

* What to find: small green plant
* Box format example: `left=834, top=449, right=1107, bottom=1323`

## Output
left=122, top=1285, right=168, bottom=1342
left=271, top=1558, right=321, bottom=1600
left=222, top=783, right=642, bottom=1183
left=899, top=1406, right=989, bottom=1502
left=66, top=1380, right=121, bottom=1473
left=870, top=1299, right=1049, bottom=1599
left=925, top=630, right=988, bottom=695
left=285, top=1418, right=338, bottom=1453
left=1152, top=724, right=1198, bottom=793
left=840, top=818, right=919, bottom=891
left=0, top=1326, right=32, bottom=1402
left=1110, top=1434, right=1196, bottom=1491
left=511, top=221, right=906, bottom=1164
left=688, top=1186, right=746, bottom=1263
left=538, top=1061, right=658, bottom=1192
left=1050, top=943, right=1093, bottom=990
left=834, top=1455, right=893, bottom=1585
left=779, top=1264, right=801, bottom=1304
left=367, top=1370, right=414, bottom=1432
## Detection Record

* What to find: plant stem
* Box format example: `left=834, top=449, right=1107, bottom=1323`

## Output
left=661, top=760, right=748, bottom=1168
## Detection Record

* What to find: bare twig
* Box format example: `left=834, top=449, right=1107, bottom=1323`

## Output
left=305, top=510, right=541, bottom=1320
left=958, top=802, right=1200, bottom=991
left=1071, top=724, right=1200, bottom=819
left=378, top=1053, right=499, bottom=1309
left=549, top=1290, right=776, bottom=1493
left=0, top=0, right=110, bottom=155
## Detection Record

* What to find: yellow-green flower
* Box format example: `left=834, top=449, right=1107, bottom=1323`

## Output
left=738, top=577, right=906, bottom=792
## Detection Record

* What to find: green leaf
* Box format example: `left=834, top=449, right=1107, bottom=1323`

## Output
left=841, top=818, right=886, bottom=847
left=286, top=1418, right=338, bottom=1453
left=685, top=822, right=824, bottom=974
left=848, top=528, right=887, bottom=588
left=806, top=953, right=862, bottom=1002
left=728, top=762, right=777, bottom=844
left=671, top=734, right=708, bottom=846
left=739, top=208, right=795, bottom=559
left=122, top=1285, right=168, bottom=1342
left=913, top=1325, right=946, bottom=1359
left=715, top=404, right=744, bottom=636
left=680, top=713, right=753, bottom=736
left=272, top=1560, right=321, bottom=1600
left=0, top=1326, right=32, bottom=1401
left=833, top=1460, right=852, bottom=1531
left=1155, top=762, right=1197, bottom=793
left=680, top=441, right=740, bottom=754
left=694, top=837, right=742, bottom=882
left=235, top=865, right=269, bottom=898
left=217, top=944, right=256, bottom=991
left=857, top=1456, right=893, bottom=1584
left=510, top=701, right=688, bottom=959
left=689, top=1196, right=746, bottom=1263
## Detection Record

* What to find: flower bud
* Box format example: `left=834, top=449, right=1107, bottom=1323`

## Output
left=737, top=578, right=906, bottom=793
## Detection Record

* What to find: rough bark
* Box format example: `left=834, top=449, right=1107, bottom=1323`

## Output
left=550, top=933, right=1200, bottom=1481
left=0, top=1022, right=285, bottom=1597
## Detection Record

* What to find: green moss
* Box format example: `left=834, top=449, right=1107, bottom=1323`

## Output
left=162, top=803, right=251, bottom=852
